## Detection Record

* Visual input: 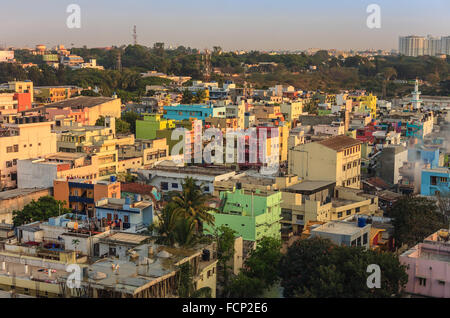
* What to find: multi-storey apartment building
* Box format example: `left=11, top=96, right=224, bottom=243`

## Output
left=0, top=116, right=57, bottom=189
left=289, top=135, right=362, bottom=189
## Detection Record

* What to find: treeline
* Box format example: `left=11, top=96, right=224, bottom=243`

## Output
left=0, top=62, right=172, bottom=102
left=5, top=44, right=450, bottom=98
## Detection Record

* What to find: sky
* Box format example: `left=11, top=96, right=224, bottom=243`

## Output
left=0, top=0, right=449, bottom=51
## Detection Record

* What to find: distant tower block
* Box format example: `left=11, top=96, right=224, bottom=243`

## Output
left=411, top=78, right=422, bottom=110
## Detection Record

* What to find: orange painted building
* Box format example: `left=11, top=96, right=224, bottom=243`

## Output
left=53, top=178, right=121, bottom=217
left=14, top=92, right=32, bottom=112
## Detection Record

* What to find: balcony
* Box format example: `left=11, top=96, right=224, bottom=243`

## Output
left=69, top=196, right=94, bottom=204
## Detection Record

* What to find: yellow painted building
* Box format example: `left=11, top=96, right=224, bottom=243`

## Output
left=289, top=135, right=362, bottom=189
left=350, top=93, right=377, bottom=119
left=56, top=118, right=134, bottom=178
left=0, top=118, right=57, bottom=189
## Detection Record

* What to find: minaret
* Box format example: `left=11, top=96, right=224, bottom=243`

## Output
left=411, top=78, right=422, bottom=110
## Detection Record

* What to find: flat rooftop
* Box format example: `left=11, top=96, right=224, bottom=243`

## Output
left=285, top=180, right=335, bottom=194
left=41, top=96, right=116, bottom=109
left=0, top=188, right=50, bottom=201
left=150, top=164, right=235, bottom=177
left=99, top=232, right=150, bottom=245
left=312, top=221, right=367, bottom=236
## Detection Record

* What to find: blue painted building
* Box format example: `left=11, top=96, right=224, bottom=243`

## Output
left=407, top=146, right=440, bottom=169
left=163, top=104, right=214, bottom=122
left=95, top=195, right=153, bottom=233
left=421, top=167, right=450, bottom=196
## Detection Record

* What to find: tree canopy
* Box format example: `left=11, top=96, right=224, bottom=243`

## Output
left=279, top=237, right=408, bottom=298
left=12, top=196, right=70, bottom=226
left=388, top=196, right=448, bottom=247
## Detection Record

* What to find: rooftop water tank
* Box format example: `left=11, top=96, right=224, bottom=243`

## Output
left=357, top=217, right=366, bottom=228
left=110, top=176, right=117, bottom=183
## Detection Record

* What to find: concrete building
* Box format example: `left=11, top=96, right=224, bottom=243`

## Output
left=310, top=219, right=371, bottom=249
left=0, top=188, right=52, bottom=224
left=420, top=167, right=450, bottom=196
left=39, top=96, right=121, bottom=126
left=138, top=163, right=236, bottom=194
left=289, top=135, right=362, bottom=189
left=163, top=104, right=214, bottom=122
left=399, top=35, right=450, bottom=56
left=135, top=114, right=175, bottom=140
left=375, top=145, right=408, bottom=186
left=204, top=187, right=282, bottom=244
left=118, top=138, right=169, bottom=171
left=34, top=85, right=81, bottom=103
left=400, top=229, right=450, bottom=297
left=53, top=178, right=121, bottom=217
left=95, top=196, right=153, bottom=233
left=55, top=117, right=134, bottom=178
left=0, top=116, right=57, bottom=190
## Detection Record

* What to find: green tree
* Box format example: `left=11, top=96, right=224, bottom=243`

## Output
left=181, top=89, right=194, bottom=104
left=115, top=118, right=131, bottom=134
left=13, top=196, right=70, bottom=226
left=95, top=116, right=130, bottom=134
left=279, top=237, right=408, bottom=298
left=171, top=177, right=215, bottom=233
left=122, top=111, right=140, bottom=134
left=389, top=196, right=448, bottom=247
left=227, top=237, right=282, bottom=297
left=152, top=202, right=181, bottom=246
left=213, top=225, right=237, bottom=294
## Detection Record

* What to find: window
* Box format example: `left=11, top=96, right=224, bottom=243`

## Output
left=346, top=209, right=351, bottom=215
left=419, top=278, right=427, bottom=286
left=356, top=207, right=360, bottom=213
left=363, top=233, right=368, bottom=245
left=431, top=176, right=437, bottom=185
left=6, top=146, right=13, bottom=153
left=356, top=236, right=361, bottom=246
left=161, top=182, right=168, bottom=190
left=172, top=183, right=178, bottom=189
left=204, top=186, right=210, bottom=192
left=337, top=212, right=343, bottom=218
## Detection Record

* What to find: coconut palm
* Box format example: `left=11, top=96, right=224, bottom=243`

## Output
left=173, top=218, right=197, bottom=247
left=152, top=202, right=181, bottom=246
left=171, top=177, right=215, bottom=233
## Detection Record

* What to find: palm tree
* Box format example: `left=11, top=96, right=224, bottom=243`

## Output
left=152, top=202, right=181, bottom=246
left=173, top=218, right=197, bottom=247
left=171, top=177, right=215, bottom=233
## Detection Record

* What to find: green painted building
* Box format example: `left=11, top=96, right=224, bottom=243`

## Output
left=136, top=114, right=193, bottom=152
left=136, top=114, right=176, bottom=140
left=205, top=188, right=282, bottom=242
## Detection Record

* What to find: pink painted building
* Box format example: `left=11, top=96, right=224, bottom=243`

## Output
left=400, top=229, right=450, bottom=298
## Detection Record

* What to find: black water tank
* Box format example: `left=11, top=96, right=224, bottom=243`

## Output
left=202, top=249, right=210, bottom=261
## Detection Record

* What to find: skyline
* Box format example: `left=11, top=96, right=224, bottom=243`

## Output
left=0, top=0, right=449, bottom=51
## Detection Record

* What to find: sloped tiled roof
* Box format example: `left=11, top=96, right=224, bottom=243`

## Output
left=317, top=135, right=362, bottom=151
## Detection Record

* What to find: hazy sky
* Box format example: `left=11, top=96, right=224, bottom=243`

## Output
left=1, top=0, right=449, bottom=51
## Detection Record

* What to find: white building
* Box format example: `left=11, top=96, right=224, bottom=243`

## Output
left=138, top=163, right=236, bottom=194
